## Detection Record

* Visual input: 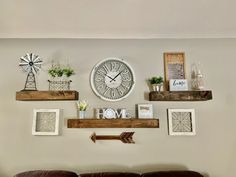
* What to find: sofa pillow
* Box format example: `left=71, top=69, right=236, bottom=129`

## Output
left=141, top=171, right=204, bottom=177
left=14, top=170, right=78, bottom=177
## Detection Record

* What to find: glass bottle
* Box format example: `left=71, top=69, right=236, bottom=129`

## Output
left=191, top=63, right=204, bottom=90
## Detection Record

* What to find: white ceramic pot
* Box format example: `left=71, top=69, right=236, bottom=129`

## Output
left=78, top=110, right=86, bottom=119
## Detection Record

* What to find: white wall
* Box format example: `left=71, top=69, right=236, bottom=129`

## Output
left=1, top=0, right=236, bottom=38
left=0, top=39, right=235, bottom=177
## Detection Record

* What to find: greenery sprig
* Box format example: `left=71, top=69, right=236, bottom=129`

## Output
left=149, top=76, right=164, bottom=85
left=48, top=65, right=75, bottom=77
left=76, top=100, right=88, bottom=111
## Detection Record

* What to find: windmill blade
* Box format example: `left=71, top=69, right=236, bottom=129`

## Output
left=26, top=53, right=31, bottom=61
left=21, top=65, right=30, bottom=73
left=19, top=60, right=29, bottom=64
left=19, top=62, right=30, bottom=66
left=30, top=53, right=34, bottom=61
left=32, top=66, right=41, bottom=73
left=20, top=56, right=30, bottom=63
left=34, top=62, right=42, bottom=67
left=31, top=65, right=37, bottom=74
left=34, top=60, right=43, bottom=65
left=33, top=55, right=41, bottom=62
left=33, top=65, right=41, bottom=71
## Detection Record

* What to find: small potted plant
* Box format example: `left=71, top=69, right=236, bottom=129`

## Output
left=48, top=64, right=75, bottom=91
left=76, top=100, right=88, bottom=119
left=149, top=76, right=164, bottom=92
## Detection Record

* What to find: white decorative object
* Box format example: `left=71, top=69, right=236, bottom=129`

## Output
left=19, top=53, right=43, bottom=91
left=90, top=57, right=135, bottom=102
left=169, top=79, right=188, bottom=91
left=191, top=63, right=204, bottom=90
left=115, top=108, right=127, bottom=118
left=103, top=108, right=116, bottom=119
left=168, top=109, right=196, bottom=136
left=32, top=109, right=60, bottom=136
left=78, top=110, right=86, bottom=119
left=152, top=84, right=163, bottom=92
left=95, top=108, right=127, bottom=119
left=137, top=104, right=153, bottom=118
left=76, top=100, right=88, bottom=119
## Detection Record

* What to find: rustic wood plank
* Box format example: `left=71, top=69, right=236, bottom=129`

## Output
left=16, top=90, right=79, bottom=101
left=149, top=90, right=212, bottom=101
left=67, top=119, right=159, bottom=128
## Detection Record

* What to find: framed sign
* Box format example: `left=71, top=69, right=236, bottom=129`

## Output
left=164, top=52, right=186, bottom=90
left=137, top=104, right=153, bottom=118
left=32, top=109, right=60, bottom=135
left=167, top=109, right=196, bottom=136
left=169, top=79, right=188, bottom=91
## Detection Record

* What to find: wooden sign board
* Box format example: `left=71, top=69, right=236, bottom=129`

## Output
left=164, top=52, right=186, bottom=90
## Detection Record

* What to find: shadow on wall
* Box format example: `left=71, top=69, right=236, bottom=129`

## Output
left=0, top=166, right=7, bottom=177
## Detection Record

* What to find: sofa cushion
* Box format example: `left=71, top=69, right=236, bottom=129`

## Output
left=141, top=171, right=203, bottom=177
left=80, top=172, right=140, bottom=177
left=14, top=170, right=78, bottom=177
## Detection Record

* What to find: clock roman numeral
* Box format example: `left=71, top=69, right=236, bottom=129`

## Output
left=97, top=69, right=106, bottom=76
left=103, top=87, right=110, bottom=95
left=103, top=64, right=110, bottom=73
left=118, top=63, right=123, bottom=72
left=121, top=83, right=130, bottom=90
left=97, top=83, right=105, bottom=90
left=117, top=87, right=124, bottom=96
left=111, top=89, right=116, bottom=98
left=111, top=62, right=117, bottom=71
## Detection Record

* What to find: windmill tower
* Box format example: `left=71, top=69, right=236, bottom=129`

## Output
left=19, top=53, right=43, bottom=91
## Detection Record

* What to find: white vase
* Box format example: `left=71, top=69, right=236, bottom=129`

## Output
left=78, top=110, right=86, bottom=119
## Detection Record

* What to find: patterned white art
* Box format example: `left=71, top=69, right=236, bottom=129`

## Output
left=32, top=109, right=60, bottom=136
left=168, top=109, right=196, bottom=136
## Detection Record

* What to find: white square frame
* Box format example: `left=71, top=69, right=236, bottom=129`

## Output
left=168, top=109, right=196, bottom=136
left=32, top=109, right=60, bottom=136
left=137, top=104, right=153, bottom=118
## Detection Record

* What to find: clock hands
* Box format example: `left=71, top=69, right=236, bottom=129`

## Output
left=98, top=71, right=117, bottom=81
left=106, top=75, right=114, bottom=80
left=110, top=70, right=124, bottom=83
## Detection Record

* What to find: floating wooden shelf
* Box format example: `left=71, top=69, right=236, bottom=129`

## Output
left=16, top=90, right=79, bottom=101
left=67, top=119, right=159, bottom=128
left=149, top=90, right=212, bottom=101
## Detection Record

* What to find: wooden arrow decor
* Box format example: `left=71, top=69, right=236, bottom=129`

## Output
left=90, top=132, right=135, bottom=144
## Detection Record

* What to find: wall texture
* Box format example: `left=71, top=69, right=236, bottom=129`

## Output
left=1, top=0, right=236, bottom=38
left=0, top=39, right=235, bottom=177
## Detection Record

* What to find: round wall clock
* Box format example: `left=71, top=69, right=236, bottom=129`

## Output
left=90, top=57, right=135, bottom=101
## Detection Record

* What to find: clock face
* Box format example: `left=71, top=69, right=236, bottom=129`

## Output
left=90, top=58, right=135, bottom=101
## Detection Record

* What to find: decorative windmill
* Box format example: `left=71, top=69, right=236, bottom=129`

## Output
left=19, top=53, right=43, bottom=91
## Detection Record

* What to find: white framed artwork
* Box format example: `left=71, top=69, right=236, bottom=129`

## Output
left=167, top=109, right=196, bottom=136
left=138, top=104, right=153, bottom=118
left=32, top=109, right=60, bottom=136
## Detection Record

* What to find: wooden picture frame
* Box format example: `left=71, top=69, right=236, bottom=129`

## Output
left=32, top=109, right=60, bottom=135
left=164, top=52, right=186, bottom=90
left=137, top=104, right=153, bottom=118
left=167, top=109, right=196, bottom=136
